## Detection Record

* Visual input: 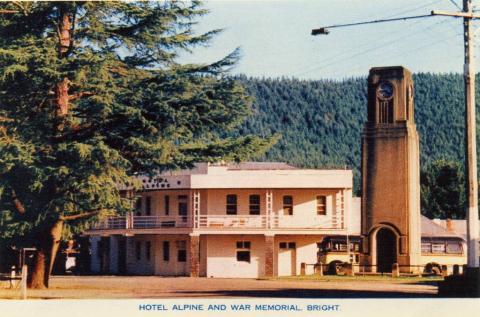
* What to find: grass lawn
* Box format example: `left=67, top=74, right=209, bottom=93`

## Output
left=274, top=274, right=444, bottom=284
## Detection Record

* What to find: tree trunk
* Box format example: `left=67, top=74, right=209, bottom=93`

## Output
left=28, top=220, right=64, bottom=289
left=28, top=5, right=72, bottom=290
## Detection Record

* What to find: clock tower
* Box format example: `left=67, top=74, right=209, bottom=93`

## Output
left=360, top=66, right=421, bottom=273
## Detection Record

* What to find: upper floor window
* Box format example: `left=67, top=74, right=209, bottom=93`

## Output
left=178, top=195, right=188, bottom=216
left=226, top=194, right=237, bottom=215
left=283, top=195, right=293, bottom=215
left=135, top=197, right=142, bottom=216
left=316, top=195, right=326, bottom=215
left=249, top=195, right=260, bottom=215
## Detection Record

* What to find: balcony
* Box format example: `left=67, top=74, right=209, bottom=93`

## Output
left=92, top=215, right=191, bottom=230
left=90, top=213, right=343, bottom=231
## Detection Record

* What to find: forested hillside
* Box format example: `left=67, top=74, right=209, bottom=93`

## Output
left=235, top=73, right=468, bottom=192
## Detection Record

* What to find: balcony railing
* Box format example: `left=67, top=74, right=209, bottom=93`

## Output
left=92, top=216, right=191, bottom=230
left=91, top=213, right=344, bottom=230
left=198, top=215, right=267, bottom=229
left=133, top=216, right=190, bottom=228
left=198, top=214, right=342, bottom=230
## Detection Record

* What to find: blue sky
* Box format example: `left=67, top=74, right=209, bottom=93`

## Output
left=180, top=0, right=476, bottom=80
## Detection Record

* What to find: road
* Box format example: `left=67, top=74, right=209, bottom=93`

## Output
left=0, top=276, right=438, bottom=299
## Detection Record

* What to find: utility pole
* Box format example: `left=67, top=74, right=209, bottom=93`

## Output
left=312, top=0, right=480, bottom=270
left=431, top=0, right=479, bottom=270
left=463, top=0, right=479, bottom=270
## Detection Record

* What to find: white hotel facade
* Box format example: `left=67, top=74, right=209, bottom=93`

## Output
left=85, top=162, right=359, bottom=278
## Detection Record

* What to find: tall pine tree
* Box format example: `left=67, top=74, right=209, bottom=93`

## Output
left=0, top=1, right=272, bottom=288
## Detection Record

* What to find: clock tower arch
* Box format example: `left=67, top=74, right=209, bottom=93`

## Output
left=360, top=66, right=421, bottom=273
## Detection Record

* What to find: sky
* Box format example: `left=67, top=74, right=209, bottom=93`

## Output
left=179, top=0, right=478, bottom=80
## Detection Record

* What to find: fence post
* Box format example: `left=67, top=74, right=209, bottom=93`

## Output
left=453, top=264, right=460, bottom=275
left=391, top=263, right=400, bottom=278
left=441, top=265, right=448, bottom=277
left=9, top=265, right=16, bottom=289
left=21, top=265, right=27, bottom=300
left=343, top=262, right=354, bottom=276
left=317, top=264, right=323, bottom=276
left=300, top=263, right=306, bottom=276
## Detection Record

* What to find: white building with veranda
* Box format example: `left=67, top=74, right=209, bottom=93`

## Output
left=85, top=162, right=358, bottom=278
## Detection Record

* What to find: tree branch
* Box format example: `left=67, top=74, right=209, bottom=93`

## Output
left=69, top=91, right=94, bottom=101
left=66, top=5, right=77, bottom=56
left=60, top=209, right=101, bottom=221
left=11, top=189, right=26, bottom=214
left=0, top=10, right=19, bottom=14
left=11, top=2, right=29, bottom=15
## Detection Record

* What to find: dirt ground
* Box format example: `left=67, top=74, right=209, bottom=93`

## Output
left=0, top=275, right=439, bottom=299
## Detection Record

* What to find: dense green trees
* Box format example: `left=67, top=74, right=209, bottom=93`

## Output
left=235, top=74, right=471, bottom=217
left=0, top=1, right=270, bottom=288
left=421, top=160, right=465, bottom=219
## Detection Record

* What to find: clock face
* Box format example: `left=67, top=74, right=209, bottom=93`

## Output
left=377, top=82, right=394, bottom=99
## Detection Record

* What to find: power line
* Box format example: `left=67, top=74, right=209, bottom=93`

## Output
left=312, top=14, right=434, bottom=35
left=447, top=0, right=463, bottom=11
left=321, top=31, right=463, bottom=79
left=292, top=18, right=431, bottom=77
left=383, top=0, right=445, bottom=19
left=297, top=18, right=452, bottom=77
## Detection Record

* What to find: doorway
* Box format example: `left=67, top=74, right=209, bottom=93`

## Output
left=376, top=228, right=397, bottom=273
left=278, top=242, right=296, bottom=276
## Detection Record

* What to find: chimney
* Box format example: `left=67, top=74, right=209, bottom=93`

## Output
left=446, top=218, right=454, bottom=232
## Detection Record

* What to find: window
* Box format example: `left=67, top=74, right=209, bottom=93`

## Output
left=351, top=243, right=360, bottom=252
left=236, top=251, right=250, bottom=262
left=135, top=241, right=142, bottom=261
left=145, top=196, right=152, bottom=216
left=331, top=240, right=347, bottom=252
left=421, top=243, right=431, bottom=253
left=146, top=241, right=151, bottom=261
left=226, top=194, right=237, bottom=215
left=177, top=250, right=187, bottom=262
left=135, top=197, right=142, bottom=216
left=163, top=241, right=170, bottom=261
left=236, top=241, right=251, bottom=249
left=178, top=195, right=188, bottom=216
left=283, top=195, right=293, bottom=215
left=316, top=195, right=326, bottom=215
left=176, top=240, right=187, bottom=262
left=164, top=195, right=170, bottom=215
left=432, top=243, right=446, bottom=253
left=279, top=242, right=296, bottom=249
left=236, top=241, right=251, bottom=262
left=446, top=243, right=463, bottom=254
left=249, top=195, right=260, bottom=215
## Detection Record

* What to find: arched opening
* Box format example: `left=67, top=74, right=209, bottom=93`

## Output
left=376, top=228, right=397, bottom=273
